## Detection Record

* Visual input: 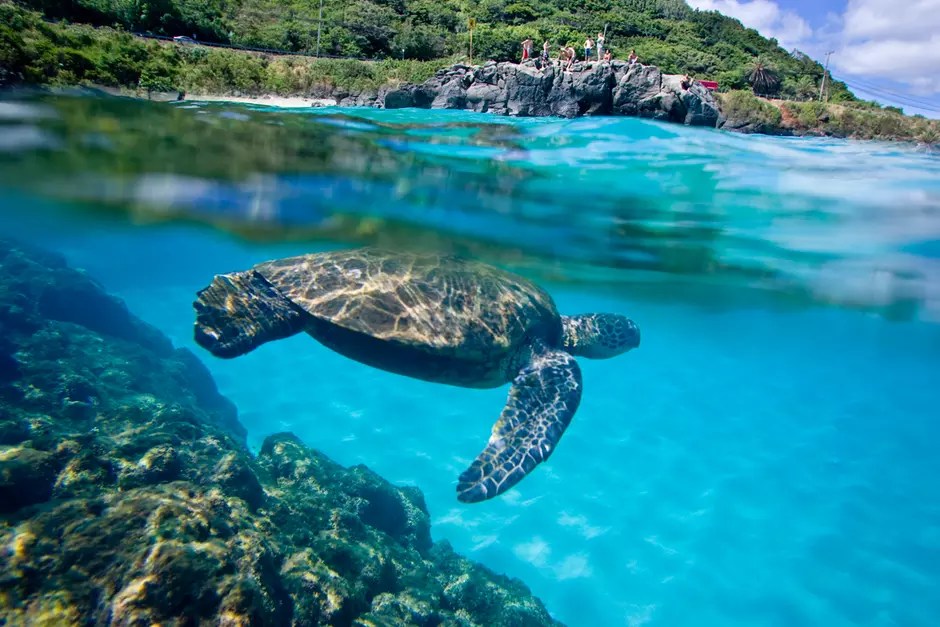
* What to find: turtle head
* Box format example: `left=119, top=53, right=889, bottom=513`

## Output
left=194, top=270, right=306, bottom=358
left=560, top=314, right=640, bottom=359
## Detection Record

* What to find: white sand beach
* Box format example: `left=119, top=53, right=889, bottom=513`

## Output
left=182, top=94, right=337, bottom=108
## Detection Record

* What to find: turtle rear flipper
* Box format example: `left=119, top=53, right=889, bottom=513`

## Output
left=194, top=270, right=307, bottom=358
left=457, top=348, right=582, bottom=503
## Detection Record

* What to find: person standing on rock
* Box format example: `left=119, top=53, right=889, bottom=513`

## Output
left=565, top=46, right=576, bottom=71
left=584, top=37, right=594, bottom=63
left=596, top=32, right=605, bottom=61
left=628, top=49, right=638, bottom=65
left=521, top=38, right=533, bottom=62
left=541, top=41, right=551, bottom=65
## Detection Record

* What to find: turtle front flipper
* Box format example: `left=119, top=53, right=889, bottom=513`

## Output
left=457, top=349, right=582, bottom=503
left=194, top=270, right=307, bottom=358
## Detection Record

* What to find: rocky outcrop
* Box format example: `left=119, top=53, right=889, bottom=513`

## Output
left=327, top=61, right=722, bottom=126
left=0, top=239, right=561, bottom=626
left=717, top=109, right=792, bottom=135
left=718, top=114, right=789, bottom=135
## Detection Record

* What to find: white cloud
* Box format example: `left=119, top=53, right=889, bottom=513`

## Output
left=686, top=0, right=940, bottom=106
left=836, top=35, right=940, bottom=94
left=684, top=0, right=813, bottom=49
left=842, top=0, right=940, bottom=40
left=835, top=0, right=940, bottom=96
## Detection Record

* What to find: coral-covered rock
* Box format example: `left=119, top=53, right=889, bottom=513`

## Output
left=0, top=446, right=57, bottom=512
left=0, top=238, right=561, bottom=626
left=0, top=411, right=29, bottom=445
left=212, top=452, right=265, bottom=510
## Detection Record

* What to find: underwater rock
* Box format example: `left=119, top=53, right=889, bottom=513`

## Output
left=0, top=331, right=21, bottom=385
left=344, top=465, right=434, bottom=555
left=0, top=238, right=561, bottom=626
left=211, top=452, right=265, bottom=510
left=0, top=446, right=57, bottom=512
left=129, top=444, right=183, bottom=485
left=0, top=239, right=171, bottom=354
left=0, top=411, right=29, bottom=445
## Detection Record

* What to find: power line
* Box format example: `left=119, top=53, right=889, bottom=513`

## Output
left=802, top=46, right=937, bottom=112
left=824, top=68, right=939, bottom=110
left=843, top=87, right=940, bottom=113
left=840, top=76, right=936, bottom=104
left=837, top=75, right=939, bottom=109
left=838, top=80, right=940, bottom=113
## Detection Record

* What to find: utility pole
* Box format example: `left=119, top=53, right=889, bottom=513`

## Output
left=315, top=0, right=323, bottom=57
left=819, top=50, right=834, bottom=102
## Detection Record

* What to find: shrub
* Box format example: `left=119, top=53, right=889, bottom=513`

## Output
left=789, top=101, right=827, bottom=128
left=718, top=90, right=782, bottom=130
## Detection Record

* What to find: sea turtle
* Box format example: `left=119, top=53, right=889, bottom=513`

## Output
left=193, top=247, right=640, bottom=503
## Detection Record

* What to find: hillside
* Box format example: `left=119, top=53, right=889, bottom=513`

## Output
left=19, top=0, right=854, bottom=103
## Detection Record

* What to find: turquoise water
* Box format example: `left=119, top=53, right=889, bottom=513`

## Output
left=2, top=91, right=940, bottom=625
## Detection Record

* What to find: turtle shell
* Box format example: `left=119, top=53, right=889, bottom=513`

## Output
left=252, top=248, right=561, bottom=363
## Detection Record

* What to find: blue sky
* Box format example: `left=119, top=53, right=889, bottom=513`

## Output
left=774, top=0, right=844, bottom=27
left=685, top=0, right=940, bottom=118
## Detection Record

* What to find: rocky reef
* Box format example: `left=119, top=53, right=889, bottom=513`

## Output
left=317, top=61, right=721, bottom=127
left=0, top=238, right=561, bottom=626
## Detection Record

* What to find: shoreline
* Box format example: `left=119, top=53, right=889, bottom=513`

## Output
left=83, top=85, right=337, bottom=109
left=181, top=93, right=339, bottom=108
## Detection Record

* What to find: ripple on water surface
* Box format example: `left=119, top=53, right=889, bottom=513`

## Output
left=1, top=89, right=938, bottom=322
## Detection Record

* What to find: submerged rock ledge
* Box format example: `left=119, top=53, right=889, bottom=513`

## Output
left=0, top=239, right=561, bottom=626
left=317, top=61, right=722, bottom=127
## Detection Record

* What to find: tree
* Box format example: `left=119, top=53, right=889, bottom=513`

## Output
left=345, top=1, right=398, bottom=57
left=747, top=57, right=779, bottom=96
left=393, top=20, right=445, bottom=59
left=793, top=75, right=816, bottom=101
left=139, top=59, right=178, bottom=97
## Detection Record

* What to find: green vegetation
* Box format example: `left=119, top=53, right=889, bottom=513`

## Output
left=0, top=3, right=444, bottom=94
left=780, top=100, right=940, bottom=143
left=746, top=57, right=779, bottom=97
left=717, top=91, right=940, bottom=143
left=717, top=90, right=781, bottom=131
left=17, top=0, right=854, bottom=102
